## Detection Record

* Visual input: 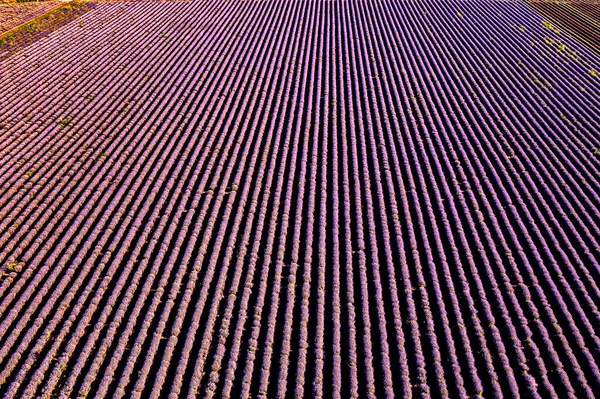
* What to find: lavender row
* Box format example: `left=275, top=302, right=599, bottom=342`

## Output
left=1, top=0, right=599, bottom=397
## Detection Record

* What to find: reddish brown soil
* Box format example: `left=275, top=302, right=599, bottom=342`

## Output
left=570, top=3, right=600, bottom=21
left=0, top=2, right=57, bottom=34
left=526, top=1, right=600, bottom=54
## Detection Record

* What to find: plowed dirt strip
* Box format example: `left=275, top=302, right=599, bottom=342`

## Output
left=0, top=2, right=58, bottom=34
left=0, top=0, right=599, bottom=398
left=525, top=0, right=600, bottom=54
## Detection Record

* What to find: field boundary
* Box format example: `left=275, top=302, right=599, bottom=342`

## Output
left=0, top=1, right=61, bottom=35
left=523, top=0, right=600, bottom=55
left=0, top=0, right=93, bottom=58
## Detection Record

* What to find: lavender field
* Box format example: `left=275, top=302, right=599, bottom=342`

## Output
left=0, top=0, right=599, bottom=397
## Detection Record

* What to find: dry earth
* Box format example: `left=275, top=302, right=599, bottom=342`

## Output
left=0, top=2, right=57, bottom=34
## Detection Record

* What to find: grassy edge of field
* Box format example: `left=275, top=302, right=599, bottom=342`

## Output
left=0, top=0, right=94, bottom=57
left=1, top=0, right=53, bottom=4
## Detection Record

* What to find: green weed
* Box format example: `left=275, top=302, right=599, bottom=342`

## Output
left=58, top=116, right=73, bottom=128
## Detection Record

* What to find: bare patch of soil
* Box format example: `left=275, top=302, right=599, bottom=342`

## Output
left=0, top=1, right=94, bottom=59
left=526, top=0, right=600, bottom=55
left=0, top=2, right=58, bottom=34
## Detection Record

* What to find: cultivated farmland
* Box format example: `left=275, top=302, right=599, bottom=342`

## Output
left=0, top=1, right=58, bottom=34
left=0, top=0, right=599, bottom=398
